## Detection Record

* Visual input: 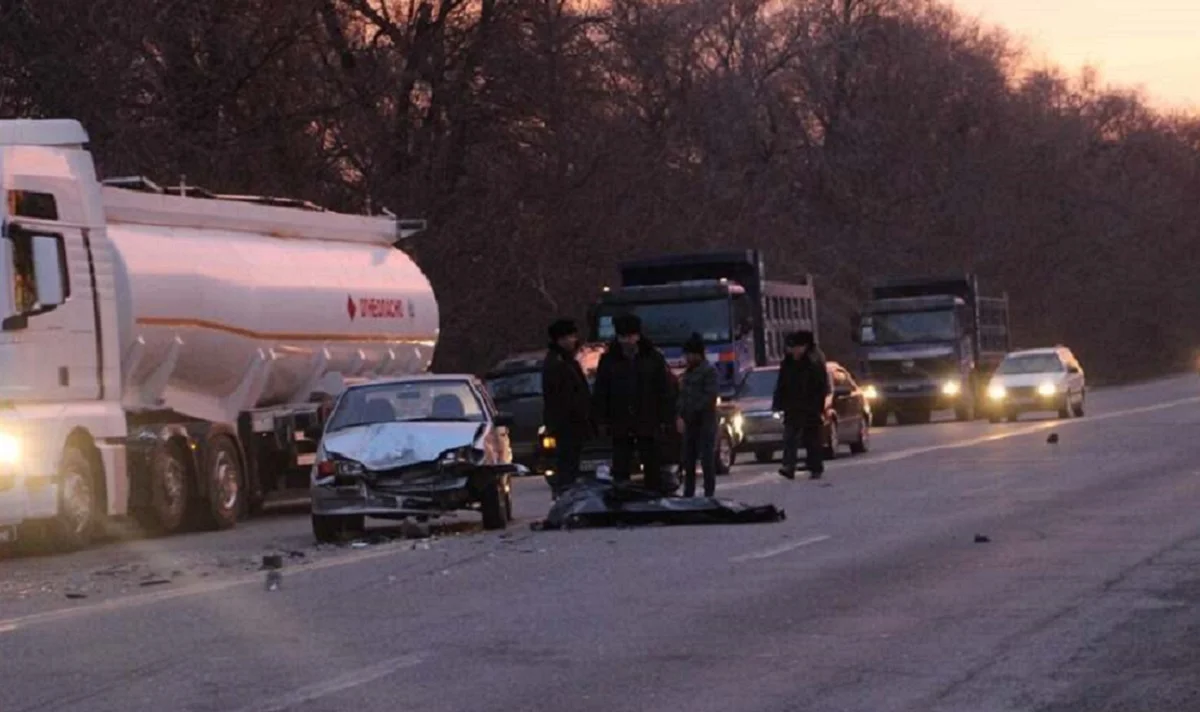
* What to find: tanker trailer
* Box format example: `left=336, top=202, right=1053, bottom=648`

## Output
left=0, top=119, right=438, bottom=550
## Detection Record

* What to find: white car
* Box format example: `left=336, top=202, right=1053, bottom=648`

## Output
left=984, top=347, right=1086, bottom=422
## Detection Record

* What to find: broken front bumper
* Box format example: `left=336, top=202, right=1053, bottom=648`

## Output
left=311, top=465, right=513, bottom=519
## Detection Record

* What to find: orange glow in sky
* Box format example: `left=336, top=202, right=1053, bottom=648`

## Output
left=952, top=0, right=1200, bottom=109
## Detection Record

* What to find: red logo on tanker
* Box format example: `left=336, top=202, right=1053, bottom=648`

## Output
left=347, top=294, right=407, bottom=320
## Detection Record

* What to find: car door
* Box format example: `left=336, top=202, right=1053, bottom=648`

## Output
left=473, top=380, right=513, bottom=464
left=831, top=367, right=860, bottom=440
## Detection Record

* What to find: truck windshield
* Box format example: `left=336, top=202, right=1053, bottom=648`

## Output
left=861, top=310, right=956, bottom=345
left=996, top=354, right=1064, bottom=375
left=595, top=298, right=732, bottom=346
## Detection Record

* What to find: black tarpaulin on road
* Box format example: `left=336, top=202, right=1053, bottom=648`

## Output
left=535, top=481, right=786, bottom=530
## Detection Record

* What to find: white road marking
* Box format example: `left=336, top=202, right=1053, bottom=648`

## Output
left=231, top=654, right=425, bottom=712
left=731, top=535, right=831, bottom=562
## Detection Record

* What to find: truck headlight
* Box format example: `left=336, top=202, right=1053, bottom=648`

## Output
left=0, top=433, right=19, bottom=465
left=942, top=380, right=961, bottom=397
left=863, top=385, right=879, bottom=400
left=987, top=384, right=1007, bottom=400
left=1037, top=382, right=1059, bottom=397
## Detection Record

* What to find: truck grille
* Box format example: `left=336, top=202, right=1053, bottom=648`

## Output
left=866, top=358, right=955, bottom=381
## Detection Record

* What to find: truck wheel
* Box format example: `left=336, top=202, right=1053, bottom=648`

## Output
left=481, top=479, right=510, bottom=530
left=754, top=449, right=774, bottom=464
left=312, top=514, right=365, bottom=544
left=849, top=418, right=870, bottom=454
left=51, top=445, right=104, bottom=552
left=196, top=436, right=243, bottom=531
left=716, top=432, right=735, bottom=475
left=138, top=442, right=191, bottom=535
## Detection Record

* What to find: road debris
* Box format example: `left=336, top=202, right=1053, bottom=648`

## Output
left=535, top=481, right=785, bottom=530
left=1047, top=433, right=1059, bottom=444
left=265, top=570, right=282, bottom=592
left=974, top=534, right=991, bottom=544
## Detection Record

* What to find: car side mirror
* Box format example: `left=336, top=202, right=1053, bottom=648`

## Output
left=495, top=412, right=515, bottom=428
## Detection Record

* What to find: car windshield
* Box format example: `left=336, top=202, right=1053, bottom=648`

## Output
left=861, top=309, right=956, bottom=345
left=485, top=369, right=542, bottom=402
left=326, top=380, right=487, bottom=431
left=595, top=298, right=731, bottom=346
left=737, top=369, right=779, bottom=399
left=996, top=354, right=1065, bottom=375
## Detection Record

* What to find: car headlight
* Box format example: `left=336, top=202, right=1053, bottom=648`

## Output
left=541, top=435, right=557, bottom=450
left=1037, top=382, right=1059, bottom=397
left=441, top=446, right=485, bottom=465
left=987, top=384, right=1007, bottom=400
left=0, top=433, right=20, bottom=465
left=942, top=380, right=961, bottom=397
left=336, top=460, right=365, bottom=476
left=731, top=413, right=744, bottom=432
left=863, top=385, right=879, bottom=400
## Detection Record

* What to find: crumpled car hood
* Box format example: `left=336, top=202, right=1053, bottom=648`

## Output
left=322, top=422, right=485, bottom=470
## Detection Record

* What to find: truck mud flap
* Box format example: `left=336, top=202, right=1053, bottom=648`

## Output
left=534, top=481, right=785, bottom=530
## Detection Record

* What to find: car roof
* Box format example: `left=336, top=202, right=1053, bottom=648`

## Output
left=347, top=373, right=476, bottom=389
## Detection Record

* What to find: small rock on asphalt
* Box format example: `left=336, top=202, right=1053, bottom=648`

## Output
left=974, top=534, right=991, bottom=543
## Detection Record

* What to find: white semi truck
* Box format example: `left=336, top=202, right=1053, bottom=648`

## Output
left=0, top=119, right=440, bottom=550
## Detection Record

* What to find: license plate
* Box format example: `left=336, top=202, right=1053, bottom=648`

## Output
left=0, top=525, right=16, bottom=545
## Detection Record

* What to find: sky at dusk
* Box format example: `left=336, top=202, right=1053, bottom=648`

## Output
left=951, top=0, right=1200, bottom=109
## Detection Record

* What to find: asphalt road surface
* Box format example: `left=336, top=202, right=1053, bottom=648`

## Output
left=5, top=376, right=1200, bottom=711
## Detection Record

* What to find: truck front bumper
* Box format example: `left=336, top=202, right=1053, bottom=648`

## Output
left=868, top=381, right=965, bottom=412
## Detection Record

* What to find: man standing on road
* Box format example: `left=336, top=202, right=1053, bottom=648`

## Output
left=773, top=330, right=830, bottom=480
left=592, top=313, right=674, bottom=492
left=542, top=319, right=593, bottom=495
left=677, top=333, right=719, bottom=498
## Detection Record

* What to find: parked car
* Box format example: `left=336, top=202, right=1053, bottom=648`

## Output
left=482, top=344, right=605, bottom=471
left=984, top=346, right=1086, bottom=422
left=309, top=374, right=526, bottom=542
left=733, top=361, right=871, bottom=463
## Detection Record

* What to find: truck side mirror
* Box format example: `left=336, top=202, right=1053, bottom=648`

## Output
left=32, top=234, right=67, bottom=308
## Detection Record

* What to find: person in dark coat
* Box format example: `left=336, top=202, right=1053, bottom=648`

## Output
left=677, top=333, right=719, bottom=497
left=592, top=313, right=674, bottom=491
left=772, top=330, right=830, bottom=480
left=541, top=318, right=592, bottom=494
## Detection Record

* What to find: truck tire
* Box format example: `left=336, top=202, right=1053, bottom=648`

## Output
left=195, top=436, right=243, bottom=531
left=51, top=445, right=104, bottom=552
left=137, top=442, right=191, bottom=535
left=716, top=432, right=735, bottom=475
left=312, top=514, right=365, bottom=544
left=481, top=479, right=510, bottom=531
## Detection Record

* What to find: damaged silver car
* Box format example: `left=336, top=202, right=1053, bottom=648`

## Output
left=309, top=375, right=522, bottom=542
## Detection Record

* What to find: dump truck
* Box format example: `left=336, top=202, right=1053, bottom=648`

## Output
left=853, top=275, right=1010, bottom=425
left=0, top=118, right=438, bottom=550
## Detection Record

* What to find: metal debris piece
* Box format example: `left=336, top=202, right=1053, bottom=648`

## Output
left=974, top=534, right=991, bottom=544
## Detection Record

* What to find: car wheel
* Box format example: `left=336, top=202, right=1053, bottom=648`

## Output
left=754, top=449, right=774, bottom=464
left=1057, top=397, right=1071, bottom=420
left=823, top=421, right=839, bottom=460
left=312, top=514, right=365, bottom=544
left=1072, top=391, right=1086, bottom=417
left=481, top=479, right=510, bottom=530
left=137, top=441, right=191, bottom=535
left=716, top=432, right=735, bottom=475
left=849, top=418, right=869, bottom=455
left=51, top=445, right=104, bottom=552
left=195, top=435, right=243, bottom=531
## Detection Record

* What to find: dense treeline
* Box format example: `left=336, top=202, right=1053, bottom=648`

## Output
left=3, top=0, right=1198, bottom=381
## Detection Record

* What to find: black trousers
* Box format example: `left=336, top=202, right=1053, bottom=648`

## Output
left=681, top=417, right=717, bottom=497
left=552, top=432, right=585, bottom=493
left=611, top=432, right=663, bottom=492
left=782, top=419, right=824, bottom=475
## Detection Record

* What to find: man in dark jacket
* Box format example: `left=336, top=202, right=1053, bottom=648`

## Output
left=592, top=313, right=674, bottom=492
left=677, top=333, right=719, bottom=497
left=542, top=319, right=592, bottom=494
left=772, top=330, right=830, bottom=480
